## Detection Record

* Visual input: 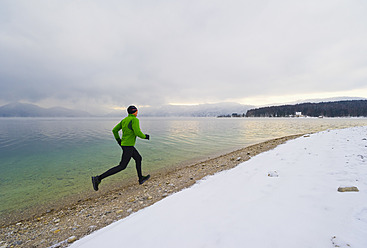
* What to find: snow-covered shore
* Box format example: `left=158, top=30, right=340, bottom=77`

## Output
left=71, top=127, right=367, bottom=248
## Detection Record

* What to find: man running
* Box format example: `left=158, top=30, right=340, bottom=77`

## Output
left=92, top=105, right=150, bottom=191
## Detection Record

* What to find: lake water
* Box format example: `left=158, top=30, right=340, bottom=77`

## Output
left=1, top=117, right=367, bottom=220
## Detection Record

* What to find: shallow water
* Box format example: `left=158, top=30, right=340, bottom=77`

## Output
left=1, top=117, right=367, bottom=217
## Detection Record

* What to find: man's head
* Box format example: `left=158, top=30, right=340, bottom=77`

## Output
left=127, top=105, right=138, bottom=116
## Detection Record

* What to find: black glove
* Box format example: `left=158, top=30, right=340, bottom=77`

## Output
left=145, top=134, right=150, bottom=140
left=116, top=138, right=121, bottom=146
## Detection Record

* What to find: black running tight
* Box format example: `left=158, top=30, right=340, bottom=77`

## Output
left=99, top=146, right=142, bottom=180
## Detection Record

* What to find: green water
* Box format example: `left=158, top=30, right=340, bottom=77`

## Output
left=1, top=117, right=367, bottom=219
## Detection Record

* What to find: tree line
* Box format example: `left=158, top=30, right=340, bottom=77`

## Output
left=245, top=100, right=367, bottom=117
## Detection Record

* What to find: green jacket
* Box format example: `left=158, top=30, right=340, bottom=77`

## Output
left=112, top=114, right=146, bottom=146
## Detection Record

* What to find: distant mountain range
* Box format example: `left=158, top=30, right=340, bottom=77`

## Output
left=106, top=102, right=255, bottom=117
left=0, top=103, right=92, bottom=117
left=1, top=97, right=366, bottom=117
left=0, top=102, right=254, bottom=118
left=140, top=102, right=254, bottom=117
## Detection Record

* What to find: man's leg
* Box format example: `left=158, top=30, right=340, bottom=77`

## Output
left=99, top=146, right=134, bottom=181
left=131, top=147, right=143, bottom=179
left=132, top=147, right=150, bottom=184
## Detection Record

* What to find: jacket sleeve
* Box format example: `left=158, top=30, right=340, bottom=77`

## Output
left=112, top=121, right=122, bottom=141
left=132, top=118, right=146, bottom=139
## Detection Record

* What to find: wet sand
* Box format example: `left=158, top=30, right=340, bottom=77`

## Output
left=0, top=134, right=302, bottom=247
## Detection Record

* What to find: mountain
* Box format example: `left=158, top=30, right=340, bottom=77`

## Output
left=246, top=100, right=367, bottom=117
left=105, top=102, right=255, bottom=117
left=0, top=103, right=92, bottom=117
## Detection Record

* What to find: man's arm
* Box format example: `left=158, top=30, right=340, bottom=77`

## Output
left=112, top=121, right=122, bottom=145
left=132, top=118, right=147, bottom=139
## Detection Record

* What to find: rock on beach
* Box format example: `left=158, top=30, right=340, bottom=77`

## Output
left=337, top=186, right=359, bottom=192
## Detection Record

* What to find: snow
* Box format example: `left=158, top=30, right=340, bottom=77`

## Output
left=70, top=126, right=367, bottom=248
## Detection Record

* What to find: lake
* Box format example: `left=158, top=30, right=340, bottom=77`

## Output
left=1, top=117, right=367, bottom=220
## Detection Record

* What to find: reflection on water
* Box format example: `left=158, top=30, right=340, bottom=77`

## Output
left=1, top=117, right=367, bottom=216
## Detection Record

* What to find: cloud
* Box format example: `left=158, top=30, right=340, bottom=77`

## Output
left=0, top=0, right=366, bottom=113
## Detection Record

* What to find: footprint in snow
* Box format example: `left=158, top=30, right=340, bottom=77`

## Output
left=331, top=236, right=351, bottom=247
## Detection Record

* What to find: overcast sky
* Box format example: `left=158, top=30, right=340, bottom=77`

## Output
left=0, top=0, right=366, bottom=114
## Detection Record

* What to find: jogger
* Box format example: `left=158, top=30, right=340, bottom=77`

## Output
left=92, top=105, right=150, bottom=191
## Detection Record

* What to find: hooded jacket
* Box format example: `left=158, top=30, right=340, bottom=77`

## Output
left=112, top=114, right=146, bottom=146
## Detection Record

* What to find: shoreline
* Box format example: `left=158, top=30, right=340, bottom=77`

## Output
left=0, top=134, right=303, bottom=247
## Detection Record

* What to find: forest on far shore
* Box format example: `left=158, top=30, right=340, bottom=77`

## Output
left=245, top=100, right=367, bottom=117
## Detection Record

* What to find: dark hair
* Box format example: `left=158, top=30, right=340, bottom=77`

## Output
left=127, top=105, right=138, bottom=114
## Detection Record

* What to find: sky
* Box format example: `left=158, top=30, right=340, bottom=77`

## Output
left=0, top=0, right=366, bottom=114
